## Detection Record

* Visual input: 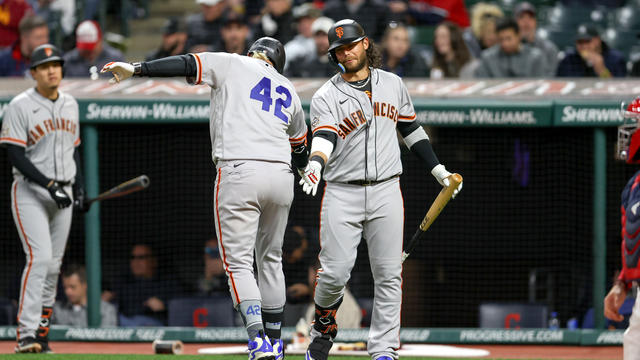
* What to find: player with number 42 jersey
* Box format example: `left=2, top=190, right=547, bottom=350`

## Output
left=101, top=37, right=308, bottom=360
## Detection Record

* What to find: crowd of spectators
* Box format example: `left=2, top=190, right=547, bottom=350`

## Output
left=2, top=0, right=640, bottom=79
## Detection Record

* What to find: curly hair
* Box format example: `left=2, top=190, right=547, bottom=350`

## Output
left=366, top=39, right=382, bottom=69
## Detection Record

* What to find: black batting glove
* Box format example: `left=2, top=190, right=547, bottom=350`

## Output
left=73, top=184, right=89, bottom=212
left=47, top=181, right=72, bottom=209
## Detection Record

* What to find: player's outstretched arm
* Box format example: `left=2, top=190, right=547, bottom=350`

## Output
left=101, top=55, right=198, bottom=83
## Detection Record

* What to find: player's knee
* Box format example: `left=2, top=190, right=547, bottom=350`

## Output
left=319, top=269, right=350, bottom=290
left=46, top=258, right=62, bottom=275
left=31, top=253, right=53, bottom=269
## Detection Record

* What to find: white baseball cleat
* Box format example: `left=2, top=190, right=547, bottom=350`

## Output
left=248, top=334, right=275, bottom=360
left=271, top=338, right=284, bottom=360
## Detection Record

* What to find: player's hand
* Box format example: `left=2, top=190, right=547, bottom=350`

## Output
left=47, top=181, right=72, bottom=209
left=73, top=184, right=90, bottom=213
left=298, top=160, right=322, bottom=196
left=604, top=281, right=627, bottom=322
left=100, top=61, right=134, bottom=84
left=431, top=164, right=463, bottom=198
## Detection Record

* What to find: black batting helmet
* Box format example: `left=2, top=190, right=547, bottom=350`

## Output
left=327, top=19, right=366, bottom=69
left=248, top=37, right=285, bottom=74
left=30, top=44, right=64, bottom=69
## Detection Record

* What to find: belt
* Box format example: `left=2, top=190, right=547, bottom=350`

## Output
left=345, top=174, right=399, bottom=186
left=56, top=180, right=71, bottom=186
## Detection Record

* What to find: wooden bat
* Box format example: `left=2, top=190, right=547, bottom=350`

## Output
left=401, top=173, right=462, bottom=263
left=86, top=175, right=150, bottom=205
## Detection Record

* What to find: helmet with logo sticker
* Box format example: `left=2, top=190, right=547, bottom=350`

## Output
left=617, top=97, right=640, bottom=163
left=30, top=44, right=64, bottom=69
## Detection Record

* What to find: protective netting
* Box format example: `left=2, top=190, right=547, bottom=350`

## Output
left=0, top=124, right=633, bottom=328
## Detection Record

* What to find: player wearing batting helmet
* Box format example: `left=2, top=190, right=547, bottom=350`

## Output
left=298, top=19, right=462, bottom=360
left=1, top=43, right=87, bottom=353
left=606, top=97, right=640, bottom=360
left=101, top=37, right=308, bottom=360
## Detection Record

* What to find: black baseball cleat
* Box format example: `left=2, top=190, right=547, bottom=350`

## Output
left=305, top=336, right=333, bottom=360
left=14, top=336, right=42, bottom=353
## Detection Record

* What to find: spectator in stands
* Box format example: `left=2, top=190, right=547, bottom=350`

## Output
left=474, top=18, right=545, bottom=78
left=380, top=22, right=428, bottom=77
left=463, top=2, right=503, bottom=59
left=513, top=2, right=558, bottom=77
left=556, top=24, right=627, bottom=78
left=387, top=0, right=469, bottom=28
left=108, top=243, right=183, bottom=326
left=0, top=14, right=48, bottom=77
left=63, top=20, right=125, bottom=77
left=185, top=0, right=228, bottom=53
left=145, top=16, right=187, bottom=61
left=196, top=238, right=228, bottom=296
left=283, top=2, right=321, bottom=72
left=0, top=0, right=33, bottom=48
left=52, top=265, right=117, bottom=327
left=430, top=21, right=474, bottom=78
left=218, top=12, right=250, bottom=54
left=285, top=16, right=335, bottom=78
left=254, top=0, right=296, bottom=45
left=323, top=0, right=389, bottom=42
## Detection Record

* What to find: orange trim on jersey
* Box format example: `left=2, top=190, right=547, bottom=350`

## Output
left=398, top=114, right=416, bottom=121
left=0, top=137, right=27, bottom=146
left=14, top=182, right=34, bottom=338
left=312, top=126, right=338, bottom=134
left=193, top=54, right=203, bottom=85
left=215, top=169, right=240, bottom=304
left=74, top=138, right=81, bottom=147
left=289, top=133, right=307, bottom=142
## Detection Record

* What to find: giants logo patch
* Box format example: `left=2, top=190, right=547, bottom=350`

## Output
left=44, top=47, right=53, bottom=57
left=335, top=27, right=344, bottom=39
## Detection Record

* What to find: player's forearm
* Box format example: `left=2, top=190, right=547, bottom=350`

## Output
left=291, top=141, right=309, bottom=169
left=6, top=144, right=51, bottom=188
left=135, top=55, right=197, bottom=78
left=310, top=132, right=336, bottom=168
left=399, top=122, right=440, bottom=170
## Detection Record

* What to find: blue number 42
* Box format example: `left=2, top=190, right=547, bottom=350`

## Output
left=250, top=77, right=292, bottom=124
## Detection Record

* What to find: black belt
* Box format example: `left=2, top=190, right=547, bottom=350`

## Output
left=345, top=174, right=399, bottom=186
left=55, top=180, right=71, bottom=186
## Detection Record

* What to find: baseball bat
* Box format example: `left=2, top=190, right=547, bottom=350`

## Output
left=401, top=173, right=462, bottom=263
left=86, top=175, right=150, bottom=205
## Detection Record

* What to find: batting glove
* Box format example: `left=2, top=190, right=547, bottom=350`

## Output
left=101, top=62, right=134, bottom=84
left=431, top=164, right=463, bottom=199
left=298, top=160, right=322, bottom=196
left=47, top=181, right=72, bottom=209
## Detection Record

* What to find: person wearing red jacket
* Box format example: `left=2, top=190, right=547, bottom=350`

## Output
left=0, top=0, right=33, bottom=48
left=605, top=97, right=640, bottom=360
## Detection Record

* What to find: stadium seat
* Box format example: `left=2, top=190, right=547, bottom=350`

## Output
left=538, top=27, right=576, bottom=52
left=411, top=26, right=436, bottom=46
left=168, top=296, right=235, bottom=327
left=603, top=28, right=637, bottom=58
left=479, top=303, right=548, bottom=329
left=543, top=4, right=597, bottom=30
left=614, top=6, right=640, bottom=30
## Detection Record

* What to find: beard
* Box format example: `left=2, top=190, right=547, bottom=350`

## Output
left=342, top=52, right=367, bottom=73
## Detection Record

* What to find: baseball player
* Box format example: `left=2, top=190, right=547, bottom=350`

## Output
left=1, top=44, right=86, bottom=354
left=101, top=37, right=309, bottom=360
left=298, top=19, right=462, bottom=360
left=605, top=96, right=640, bottom=360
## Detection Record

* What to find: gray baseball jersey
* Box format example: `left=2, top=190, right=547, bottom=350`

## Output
left=1, top=88, right=80, bottom=182
left=310, top=69, right=415, bottom=182
left=191, top=52, right=307, bottom=164
left=310, top=68, right=415, bottom=359
left=190, top=52, right=307, bottom=311
left=1, top=87, right=79, bottom=340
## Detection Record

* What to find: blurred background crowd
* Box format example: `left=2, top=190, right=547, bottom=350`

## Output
left=2, top=0, right=640, bottom=79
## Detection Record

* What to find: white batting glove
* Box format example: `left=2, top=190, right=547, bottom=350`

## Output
left=431, top=164, right=463, bottom=198
left=298, top=160, right=322, bottom=196
left=100, top=61, right=135, bottom=84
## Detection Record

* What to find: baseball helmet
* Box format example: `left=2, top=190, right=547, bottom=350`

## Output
left=617, top=97, right=640, bottom=163
left=327, top=19, right=367, bottom=71
left=30, top=44, right=64, bottom=69
left=248, top=37, right=285, bottom=74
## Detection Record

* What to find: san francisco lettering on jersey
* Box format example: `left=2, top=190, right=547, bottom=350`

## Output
left=27, top=118, right=77, bottom=146
left=336, top=102, right=398, bottom=139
